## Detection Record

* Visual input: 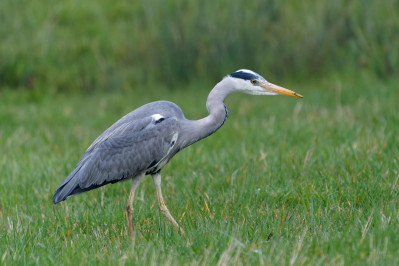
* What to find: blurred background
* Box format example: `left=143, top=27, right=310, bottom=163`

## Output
left=1, top=0, right=398, bottom=96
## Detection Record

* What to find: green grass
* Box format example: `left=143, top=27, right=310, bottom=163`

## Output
left=1, top=0, right=398, bottom=93
left=0, top=71, right=398, bottom=264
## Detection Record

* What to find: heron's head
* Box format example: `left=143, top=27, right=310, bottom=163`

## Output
left=226, top=69, right=303, bottom=98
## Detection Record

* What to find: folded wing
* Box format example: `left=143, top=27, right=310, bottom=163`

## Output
left=53, top=116, right=179, bottom=204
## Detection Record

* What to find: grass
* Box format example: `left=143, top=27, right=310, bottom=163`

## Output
left=1, top=0, right=398, bottom=93
left=0, top=71, right=398, bottom=264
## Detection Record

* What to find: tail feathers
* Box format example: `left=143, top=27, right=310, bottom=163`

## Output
left=53, top=156, right=93, bottom=204
left=53, top=165, right=84, bottom=204
left=54, top=177, right=121, bottom=204
left=53, top=160, right=122, bottom=204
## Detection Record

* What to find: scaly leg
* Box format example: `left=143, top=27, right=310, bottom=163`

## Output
left=152, top=172, right=185, bottom=235
left=126, top=173, right=145, bottom=239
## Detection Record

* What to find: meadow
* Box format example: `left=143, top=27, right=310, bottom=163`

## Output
left=1, top=0, right=398, bottom=93
left=1, top=0, right=399, bottom=264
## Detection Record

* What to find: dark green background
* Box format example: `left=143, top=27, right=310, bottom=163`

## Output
left=1, top=0, right=397, bottom=94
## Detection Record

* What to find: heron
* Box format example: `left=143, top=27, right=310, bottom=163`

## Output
left=53, top=69, right=302, bottom=237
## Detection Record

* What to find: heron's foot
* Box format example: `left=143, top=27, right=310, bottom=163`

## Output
left=176, top=224, right=186, bottom=236
left=124, top=174, right=145, bottom=241
left=152, top=173, right=186, bottom=237
left=125, top=205, right=135, bottom=240
left=158, top=202, right=185, bottom=236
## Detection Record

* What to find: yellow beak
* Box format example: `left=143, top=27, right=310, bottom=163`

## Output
left=260, top=82, right=303, bottom=98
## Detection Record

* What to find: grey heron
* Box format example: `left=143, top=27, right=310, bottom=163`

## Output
left=53, top=69, right=302, bottom=237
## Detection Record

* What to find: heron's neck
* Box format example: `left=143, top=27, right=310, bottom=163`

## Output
left=180, top=80, right=235, bottom=148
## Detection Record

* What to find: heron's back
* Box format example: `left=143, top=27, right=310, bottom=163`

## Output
left=53, top=101, right=184, bottom=204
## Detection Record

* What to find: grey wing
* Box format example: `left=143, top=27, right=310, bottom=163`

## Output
left=86, top=114, right=169, bottom=153
left=86, top=101, right=185, bottom=153
left=53, top=117, right=179, bottom=204
left=56, top=115, right=160, bottom=189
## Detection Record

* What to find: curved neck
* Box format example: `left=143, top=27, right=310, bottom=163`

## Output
left=180, top=79, right=236, bottom=148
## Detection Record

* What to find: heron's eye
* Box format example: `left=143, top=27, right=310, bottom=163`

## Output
left=251, top=80, right=258, bottom=85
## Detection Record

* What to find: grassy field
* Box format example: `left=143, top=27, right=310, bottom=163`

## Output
left=0, top=71, right=398, bottom=264
left=1, top=0, right=398, bottom=93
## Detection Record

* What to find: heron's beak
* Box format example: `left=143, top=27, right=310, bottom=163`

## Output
left=260, top=82, right=303, bottom=98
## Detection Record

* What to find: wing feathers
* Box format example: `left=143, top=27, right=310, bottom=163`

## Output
left=53, top=117, right=179, bottom=204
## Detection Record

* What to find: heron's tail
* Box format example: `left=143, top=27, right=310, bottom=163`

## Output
left=53, top=157, right=120, bottom=204
left=53, top=164, right=85, bottom=204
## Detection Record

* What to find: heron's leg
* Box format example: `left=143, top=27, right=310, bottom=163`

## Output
left=152, top=172, right=185, bottom=235
left=126, top=173, right=145, bottom=239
